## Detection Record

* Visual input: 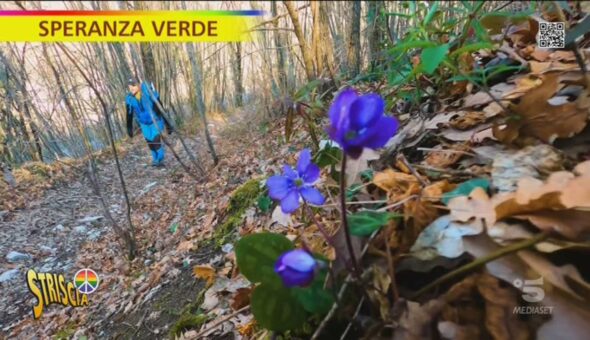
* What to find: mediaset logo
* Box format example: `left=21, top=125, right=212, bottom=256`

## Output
left=512, top=277, right=554, bottom=315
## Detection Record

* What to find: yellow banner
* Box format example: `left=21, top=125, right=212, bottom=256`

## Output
left=0, top=10, right=260, bottom=42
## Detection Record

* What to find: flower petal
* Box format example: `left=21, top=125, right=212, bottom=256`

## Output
left=275, top=250, right=316, bottom=287
left=364, top=116, right=399, bottom=149
left=283, top=165, right=298, bottom=180
left=267, top=175, right=291, bottom=200
left=280, top=249, right=316, bottom=272
left=300, top=187, right=325, bottom=205
left=275, top=266, right=315, bottom=287
left=296, top=148, right=312, bottom=175
left=280, top=189, right=300, bottom=214
left=328, top=89, right=357, bottom=128
left=348, top=93, right=385, bottom=130
left=302, top=163, right=320, bottom=183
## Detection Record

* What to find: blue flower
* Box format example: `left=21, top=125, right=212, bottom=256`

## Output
left=266, top=149, right=325, bottom=214
left=328, top=89, right=399, bottom=159
left=274, top=249, right=317, bottom=287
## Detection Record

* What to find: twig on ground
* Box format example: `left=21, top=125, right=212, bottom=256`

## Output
left=339, top=296, right=365, bottom=340
left=384, top=224, right=399, bottom=302
left=398, top=154, right=428, bottom=187
left=417, top=147, right=478, bottom=158
left=194, top=306, right=249, bottom=338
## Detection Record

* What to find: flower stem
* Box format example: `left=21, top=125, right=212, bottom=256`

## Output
left=411, top=231, right=551, bottom=298
left=304, top=203, right=337, bottom=249
left=340, top=155, right=361, bottom=276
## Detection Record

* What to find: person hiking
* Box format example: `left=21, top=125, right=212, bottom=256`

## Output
left=125, top=77, right=173, bottom=166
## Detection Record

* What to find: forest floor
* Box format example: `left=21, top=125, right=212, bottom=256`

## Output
left=0, top=108, right=286, bottom=339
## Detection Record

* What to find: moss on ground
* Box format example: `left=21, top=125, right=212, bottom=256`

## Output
left=53, top=323, right=76, bottom=340
left=169, top=313, right=209, bottom=338
left=213, top=178, right=262, bottom=246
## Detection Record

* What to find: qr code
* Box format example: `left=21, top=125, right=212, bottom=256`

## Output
left=538, top=22, right=565, bottom=48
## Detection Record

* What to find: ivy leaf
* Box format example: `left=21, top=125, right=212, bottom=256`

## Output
left=348, top=211, right=399, bottom=236
left=251, top=283, right=307, bottom=331
left=257, top=195, right=272, bottom=213
left=235, top=233, right=294, bottom=287
left=442, top=178, right=490, bottom=205
left=421, top=44, right=450, bottom=75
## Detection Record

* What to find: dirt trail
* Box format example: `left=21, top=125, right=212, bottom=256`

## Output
left=0, top=111, right=271, bottom=338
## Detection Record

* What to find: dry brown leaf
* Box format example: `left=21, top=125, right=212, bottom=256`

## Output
left=449, top=111, right=487, bottom=130
left=176, top=240, right=195, bottom=253
left=193, top=265, right=216, bottom=285
left=503, top=75, right=543, bottom=99
left=529, top=61, right=579, bottom=74
left=230, top=287, right=252, bottom=311
left=529, top=46, right=552, bottom=61
left=477, top=273, right=530, bottom=340
left=367, top=265, right=392, bottom=320
left=550, top=50, right=576, bottom=62
left=393, top=276, right=477, bottom=340
left=238, top=320, right=256, bottom=336
left=450, top=161, right=590, bottom=239
left=424, top=143, right=471, bottom=168
left=518, top=250, right=590, bottom=300
left=491, top=144, right=564, bottom=192
left=373, top=169, right=421, bottom=203
left=463, top=234, right=590, bottom=340
left=493, top=72, right=589, bottom=144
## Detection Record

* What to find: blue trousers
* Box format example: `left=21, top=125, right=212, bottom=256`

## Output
left=140, top=117, right=165, bottom=165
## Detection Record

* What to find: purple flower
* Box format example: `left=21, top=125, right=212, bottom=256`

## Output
left=266, top=149, right=325, bottom=214
left=275, top=249, right=317, bottom=287
left=328, top=89, right=399, bottom=159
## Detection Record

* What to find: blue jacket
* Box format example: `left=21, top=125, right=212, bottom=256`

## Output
left=125, top=82, right=172, bottom=137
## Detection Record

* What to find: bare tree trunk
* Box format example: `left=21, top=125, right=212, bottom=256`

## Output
left=231, top=43, right=243, bottom=107
left=185, top=41, right=219, bottom=165
left=271, top=1, right=288, bottom=94
left=367, top=0, right=386, bottom=71
left=284, top=0, right=315, bottom=82
left=347, top=1, right=362, bottom=77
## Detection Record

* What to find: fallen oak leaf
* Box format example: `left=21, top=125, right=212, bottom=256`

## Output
left=493, top=72, right=589, bottom=144
left=193, top=265, right=216, bottom=286
left=449, top=161, right=590, bottom=240
left=518, top=250, right=590, bottom=301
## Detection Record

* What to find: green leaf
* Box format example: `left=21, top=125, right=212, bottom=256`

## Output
left=251, top=283, right=307, bottom=331
left=449, top=42, right=494, bottom=58
left=292, top=275, right=333, bottom=315
left=348, top=211, right=398, bottom=236
left=257, top=195, right=272, bottom=213
left=169, top=222, right=178, bottom=234
left=347, top=183, right=366, bottom=200
left=442, top=178, right=490, bottom=205
left=420, top=44, right=450, bottom=75
left=314, top=144, right=342, bottom=168
left=389, top=40, right=437, bottom=53
left=235, top=233, right=294, bottom=287
left=360, top=169, right=374, bottom=182
left=423, top=2, right=439, bottom=26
